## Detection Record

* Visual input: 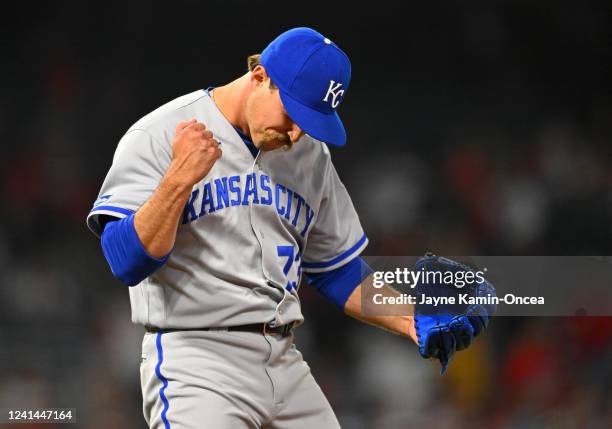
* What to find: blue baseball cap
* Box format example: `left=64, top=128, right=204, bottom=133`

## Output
left=260, top=27, right=351, bottom=146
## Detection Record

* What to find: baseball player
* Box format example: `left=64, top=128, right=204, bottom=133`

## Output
left=87, top=27, right=495, bottom=428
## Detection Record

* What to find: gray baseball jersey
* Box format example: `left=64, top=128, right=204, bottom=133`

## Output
left=87, top=89, right=367, bottom=330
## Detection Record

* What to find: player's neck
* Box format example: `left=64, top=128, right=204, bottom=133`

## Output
left=211, top=74, right=251, bottom=138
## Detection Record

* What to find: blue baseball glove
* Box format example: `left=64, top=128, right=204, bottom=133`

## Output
left=414, top=254, right=496, bottom=374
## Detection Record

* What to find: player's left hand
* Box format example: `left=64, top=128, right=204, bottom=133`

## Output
left=413, top=254, right=496, bottom=374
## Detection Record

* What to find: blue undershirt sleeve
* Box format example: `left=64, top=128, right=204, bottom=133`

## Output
left=100, top=214, right=171, bottom=286
left=305, top=257, right=374, bottom=310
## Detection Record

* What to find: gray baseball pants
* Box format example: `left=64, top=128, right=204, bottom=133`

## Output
left=140, top=329, right=341, bottom=428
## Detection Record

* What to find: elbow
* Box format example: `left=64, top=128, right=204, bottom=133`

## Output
left=109, top=264, right=147, bottom=287
left=305, top=257, right=373, bottom=310
left=101, top=215, right=170, bottom=287
left=102, top=231, right=151, bottom=286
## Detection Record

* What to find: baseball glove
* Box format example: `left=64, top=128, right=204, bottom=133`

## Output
left=414, top=253, right=496, bottom=374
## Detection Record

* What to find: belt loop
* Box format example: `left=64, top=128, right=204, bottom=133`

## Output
left=263, top=323, right=272, bottom=336
left=281, top=324, right=290, bottom=337
left=280, top=321, right=295, bottom=337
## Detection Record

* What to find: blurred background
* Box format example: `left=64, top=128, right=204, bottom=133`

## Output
left=1, top=0, right=611, bottom=427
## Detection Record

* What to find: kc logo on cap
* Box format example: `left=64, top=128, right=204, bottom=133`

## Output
left=323, top=81, right=345, bottom=109
left=260, top=27, right=352, bottom=146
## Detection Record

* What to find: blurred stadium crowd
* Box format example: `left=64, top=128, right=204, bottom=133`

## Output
left=0, top=1, right=610, bottom=428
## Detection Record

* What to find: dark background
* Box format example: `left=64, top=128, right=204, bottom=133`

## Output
left=1, top=1, right=610, bottom=427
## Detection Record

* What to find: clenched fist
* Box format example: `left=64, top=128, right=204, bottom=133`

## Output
left=166, top=118, right=222, bottom=187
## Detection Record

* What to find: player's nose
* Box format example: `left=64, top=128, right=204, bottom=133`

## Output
left=288, top=123, right=305, bottom=143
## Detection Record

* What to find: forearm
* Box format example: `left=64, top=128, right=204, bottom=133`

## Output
left=343, top=279, right=418, bottom=345
left=134, top=166, right=192, bottom=258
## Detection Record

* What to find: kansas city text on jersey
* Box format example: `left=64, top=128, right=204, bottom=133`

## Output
left=182, top=172, right=316, bottom=237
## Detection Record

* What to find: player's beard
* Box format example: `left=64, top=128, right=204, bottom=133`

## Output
left=255, top=128, right=293, bottom=152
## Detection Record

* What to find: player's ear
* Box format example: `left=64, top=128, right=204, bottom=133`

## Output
left=288, top=123, right=304, bottom=143
left=250, top=65, right=268, bottom=87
